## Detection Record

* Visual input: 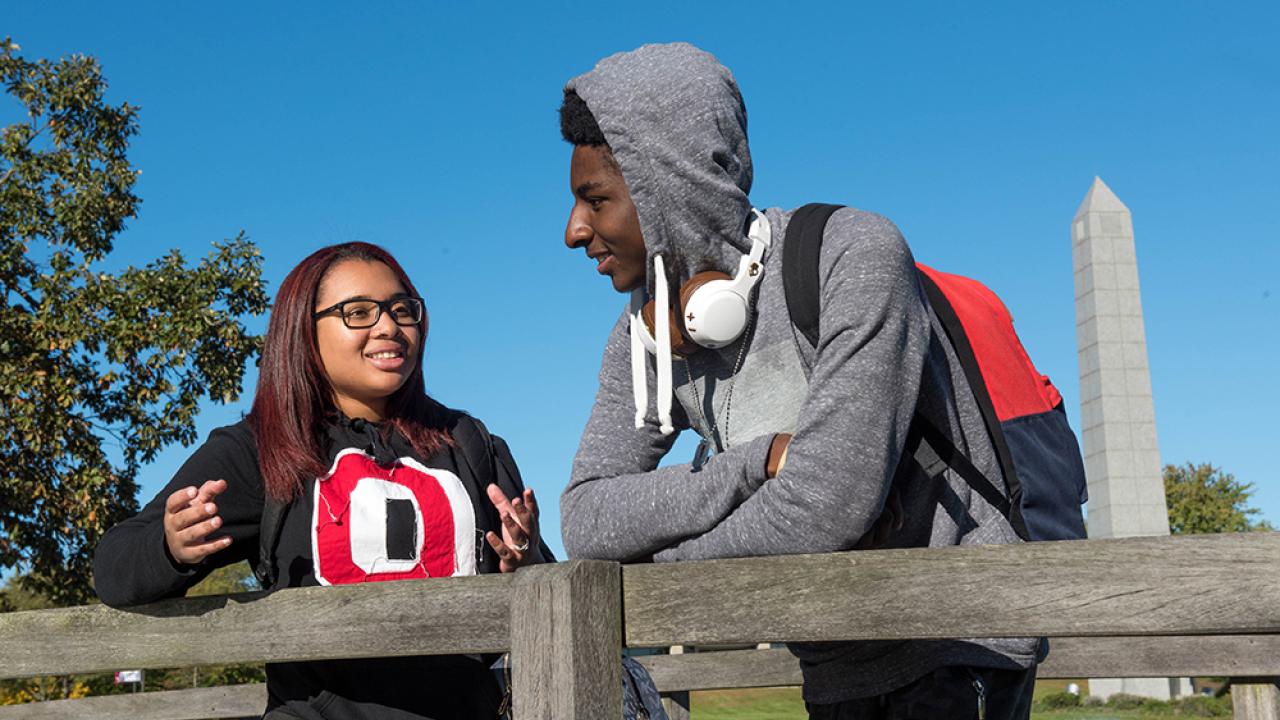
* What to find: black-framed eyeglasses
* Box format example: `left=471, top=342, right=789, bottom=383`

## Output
left=312, top=297, right=424, bottom=329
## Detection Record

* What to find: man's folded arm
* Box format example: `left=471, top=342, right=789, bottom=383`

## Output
left=656, top=212, right=931, bottom=561
left=560, top=312, right=774, bottom=561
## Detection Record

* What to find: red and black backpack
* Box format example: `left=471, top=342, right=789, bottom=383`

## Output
left=782, top=203, right=1088, bottom=541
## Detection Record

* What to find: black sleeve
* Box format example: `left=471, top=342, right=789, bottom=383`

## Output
left=93, top=422, right=264, bottom=607
left=491, top=433, right=556, bottom=563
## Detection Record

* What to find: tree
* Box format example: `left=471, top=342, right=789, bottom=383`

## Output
left=188, top=560, right=260, bottom=597
left=0, top=39, right=267, bottom=605
left=1164, top=462, right=1273, bottom=535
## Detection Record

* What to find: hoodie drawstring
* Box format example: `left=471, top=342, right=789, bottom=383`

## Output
left=652, top=254, right=675, bottom=435
left=629, top=255, right=676, bottom=436
left=347, top=416, right=399, bottom=466
left=629, top=289, right=649, bottom=429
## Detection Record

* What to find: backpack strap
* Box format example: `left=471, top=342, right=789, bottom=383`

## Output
left=780, top=203, right=1029, bottom=540
left=916, top=272, right=1029, bottom=540
left=452, top=412, right=557, bottom=563
left=908, top=415, right=1014, bottom=523
left=451, top=413, right=499, bottom=492
left=783, top=203, right=844, bottom=347
left=254, top=496, right=287, bottom=589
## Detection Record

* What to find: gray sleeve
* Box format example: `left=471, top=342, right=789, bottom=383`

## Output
left=560, top=311, right=775, bottom=562
left=656, top=211, right=931, bottom=561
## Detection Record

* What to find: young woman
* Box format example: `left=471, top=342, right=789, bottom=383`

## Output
left=94, top=242, right=543, bottom=719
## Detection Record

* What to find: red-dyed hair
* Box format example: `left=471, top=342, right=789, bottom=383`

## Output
left=247, top=242, right=452, bottom=502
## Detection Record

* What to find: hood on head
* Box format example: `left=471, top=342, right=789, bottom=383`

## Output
left=566, top=42, right=753, bottom=291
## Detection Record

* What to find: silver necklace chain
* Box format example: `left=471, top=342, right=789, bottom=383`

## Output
left=686, top=305, right=756, bottom=455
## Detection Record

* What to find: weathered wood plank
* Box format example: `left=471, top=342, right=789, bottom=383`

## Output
left=623, top=534, right=1280, bottom=647
left=8, top=637, right=1278, bottom=720
left=638, top=648, right=800, bottom=692
left=0, top=684, right=266, bottom=720
left=1040, top=636, right=1280, bottom=679
left=636, top=635, right=1280, bottom=692
left=0, top=573, right=511, bottom=680
left=1231, top=682, right=1280, bottom=720
left=510, top=560, right=622, bottom=720
left=5, top=638, right=1276, bottom=719
left=662, top=691, right=691, bottom=720
left=639, top=646, right=1054, bottom=694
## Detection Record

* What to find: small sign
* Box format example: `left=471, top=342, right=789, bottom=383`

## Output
left=114, top=670, right=143, bottom=684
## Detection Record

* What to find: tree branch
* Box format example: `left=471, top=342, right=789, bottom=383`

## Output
left=0, top=121, right=49, bottom=188
left=6, top=283, right=40, bottom=310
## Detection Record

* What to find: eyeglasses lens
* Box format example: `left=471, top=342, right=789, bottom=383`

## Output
left=341, top=299, right=422, bottom=328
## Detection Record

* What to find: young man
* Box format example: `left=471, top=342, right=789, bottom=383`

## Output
left=558, top=43, right=1039, bottom=719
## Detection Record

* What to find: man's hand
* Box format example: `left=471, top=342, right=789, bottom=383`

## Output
left=485, top=484, right=543, bottom=573
left=163, top=479, right=231, bottom=565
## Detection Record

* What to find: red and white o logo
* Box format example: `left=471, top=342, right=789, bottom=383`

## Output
left=311, top=449, right=477, bottom=585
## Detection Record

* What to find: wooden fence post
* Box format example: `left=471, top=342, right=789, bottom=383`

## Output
left=662, top=691, right=691, bottom=720
left=510, top=560, right=622, bottom=719
left=1232, top=681, right=1280, bottom=720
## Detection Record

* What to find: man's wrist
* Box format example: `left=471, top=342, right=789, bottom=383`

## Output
left=766, top=433, right=792, bottom=479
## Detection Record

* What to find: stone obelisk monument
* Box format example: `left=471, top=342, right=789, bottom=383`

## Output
left=1073, top=177, right=1189, bottom=700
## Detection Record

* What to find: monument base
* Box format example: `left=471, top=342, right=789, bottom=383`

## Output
left=1089, top=677, right=1193, bottom=701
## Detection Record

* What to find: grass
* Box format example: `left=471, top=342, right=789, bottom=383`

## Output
left=690, top=687, right=807, bottom=720
left=1033, top=700, right=1233, bottom=719
left=687, top=683, right=1228, bottom=719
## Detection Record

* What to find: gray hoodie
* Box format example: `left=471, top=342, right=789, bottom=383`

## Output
left=561, top=42, right=1038, bottom=703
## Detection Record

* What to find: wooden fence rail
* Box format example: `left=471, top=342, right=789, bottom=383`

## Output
left=4, top=642, right=1278, bottom=719
left=621, top=532, right=1280, bottom=646
left=1, top=534, right=1277, bottom=719
left=0, top=573, right=513, bottom=678
left=634, top=636, right=1280, bottom=690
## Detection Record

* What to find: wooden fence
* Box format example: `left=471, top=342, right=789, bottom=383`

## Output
left=1, top=533, right=1277, bottom=719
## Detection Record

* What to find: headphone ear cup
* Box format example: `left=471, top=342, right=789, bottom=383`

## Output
left=641, top=298, right=701, bottom=357
left=682, top=270, right=747, bottom=349
left=679, top=271, right=732, bottom=311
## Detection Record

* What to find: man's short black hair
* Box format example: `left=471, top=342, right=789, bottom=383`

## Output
left=560, top=90, right=609, bottom=147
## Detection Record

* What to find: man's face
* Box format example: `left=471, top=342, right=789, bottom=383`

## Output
left=565, top=144, right=647, bottom=293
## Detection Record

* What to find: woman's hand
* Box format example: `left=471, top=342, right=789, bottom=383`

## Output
left=485, top=484, right=542, bottom=573
left=164, top=478, right=231, bottom=565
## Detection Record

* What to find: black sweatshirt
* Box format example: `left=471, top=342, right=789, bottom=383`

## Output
left=94, top=412, right=525, bottom=719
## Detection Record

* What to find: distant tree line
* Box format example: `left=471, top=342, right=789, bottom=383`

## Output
left=1164, top=462, right=1272, bottom=535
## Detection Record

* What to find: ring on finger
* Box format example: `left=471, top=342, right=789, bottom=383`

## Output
left=511, top=539, right=530, bottom=553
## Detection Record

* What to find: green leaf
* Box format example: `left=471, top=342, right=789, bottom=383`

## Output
left=0, top=40, right=266, bottom=605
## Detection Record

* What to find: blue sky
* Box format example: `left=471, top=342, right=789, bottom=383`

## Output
left=6, top=1, right=1278, bottom=558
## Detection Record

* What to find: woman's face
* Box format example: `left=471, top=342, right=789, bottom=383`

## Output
left=314, top=259, right=422, bottom=421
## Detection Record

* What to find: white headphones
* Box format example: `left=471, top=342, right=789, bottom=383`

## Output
left=636, top=209, right=771, bottom=354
